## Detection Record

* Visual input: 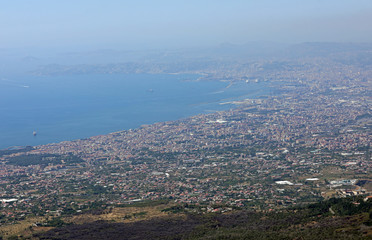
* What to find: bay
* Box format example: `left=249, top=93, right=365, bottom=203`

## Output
left=0, top=73, right=270, bottom=149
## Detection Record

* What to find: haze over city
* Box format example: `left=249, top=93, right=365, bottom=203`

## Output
left=1, top=0, right=372, bottom=51
left=0, top=1, right=371, bottom=239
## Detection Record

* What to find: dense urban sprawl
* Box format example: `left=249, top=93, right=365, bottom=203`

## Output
left=0, top=56, right=371, bottom=229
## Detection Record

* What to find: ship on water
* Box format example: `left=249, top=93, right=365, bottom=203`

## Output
left=33, top=131, right=37, bottom=136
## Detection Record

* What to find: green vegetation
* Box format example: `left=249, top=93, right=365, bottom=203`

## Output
left=117, top=199, right=170, bottom=208
left=5, top=153, right=83, bottom=166
left=32, top=196, right=372, bottom=240
left=44, top=217, right=68, bottom=227
left=0, top=146, right=33, bottom=158
left=305, top=196, right=372, bottom=216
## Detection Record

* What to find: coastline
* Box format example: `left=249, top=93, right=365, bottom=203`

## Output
left=0, top=73, right=273, bottom=150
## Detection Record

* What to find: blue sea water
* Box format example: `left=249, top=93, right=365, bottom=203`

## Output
left=0, top=73, right=270, bottom=149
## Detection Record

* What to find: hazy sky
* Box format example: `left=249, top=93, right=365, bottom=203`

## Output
left=1, top=0, right=372, bottom=50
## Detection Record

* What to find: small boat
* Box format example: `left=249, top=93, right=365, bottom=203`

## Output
left=33, top=131, right=37, bottom=136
